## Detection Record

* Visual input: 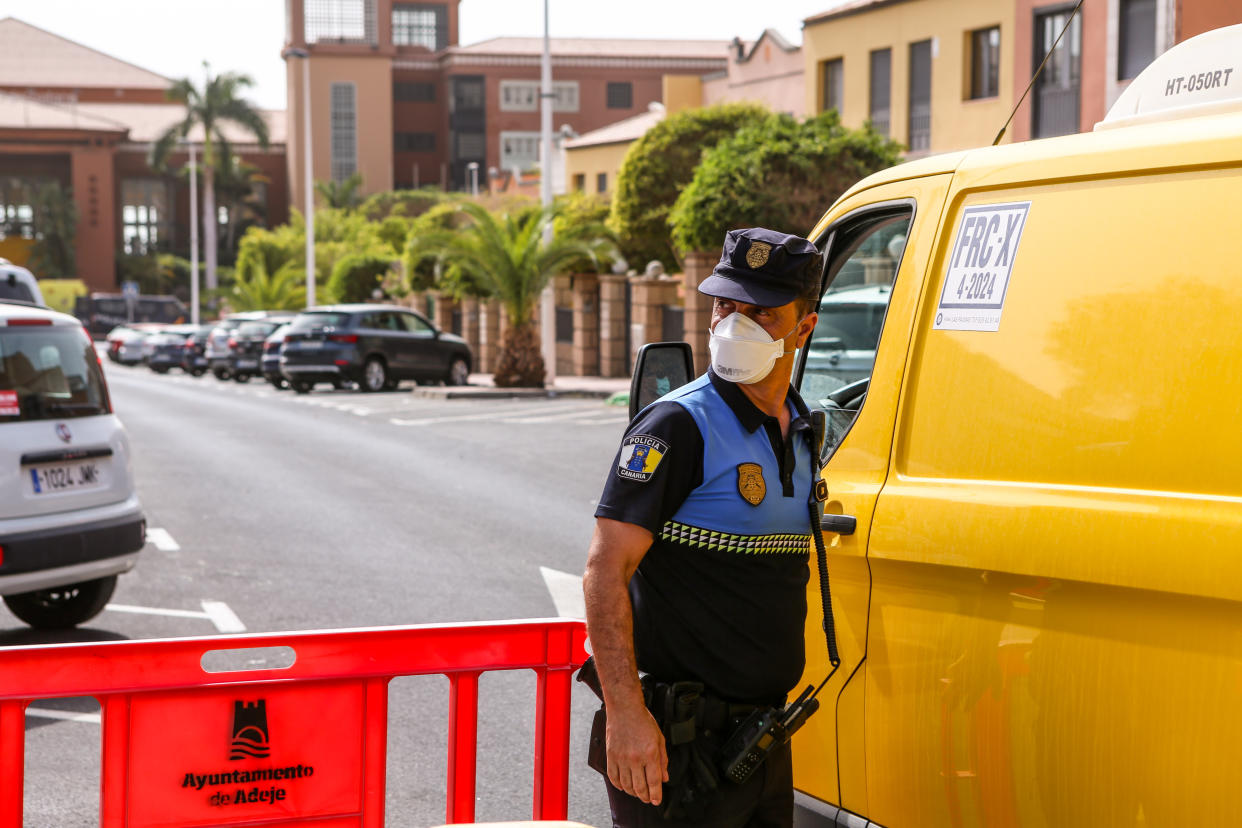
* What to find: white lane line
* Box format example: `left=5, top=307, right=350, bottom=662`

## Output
left=202, top=600, right=247, bottom=633
left=390, top=400, right=601, bottom=427
left=26, top=708, right=101, bottom=725
left=540, top=566, right=585, bottom=620
left=106, top=603, right=212, bottom=620
left=145, top=527, right=180, bottom=552
left=104, top=600, right=246, bottom=632
left=500, top=406, right=613, bottom=424
left=575, top=416, right=629, bottom=426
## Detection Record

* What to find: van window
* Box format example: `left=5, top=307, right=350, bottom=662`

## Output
left=0, top=327, right=109, bottom=421
left=800, top=208, right=911, bottom=456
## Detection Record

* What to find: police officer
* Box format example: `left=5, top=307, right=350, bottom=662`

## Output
left=583, top=227, right=822, bottom=828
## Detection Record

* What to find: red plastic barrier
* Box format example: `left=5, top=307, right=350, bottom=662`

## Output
left=0, top=618, right=588, bottom=827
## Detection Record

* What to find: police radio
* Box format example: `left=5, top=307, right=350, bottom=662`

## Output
left=720, top=685, right=819, bottom=784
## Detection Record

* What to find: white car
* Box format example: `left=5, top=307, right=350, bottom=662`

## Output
left=0, top=301, right=144, bottom=628
left=0, top=260, right=45, bottom=307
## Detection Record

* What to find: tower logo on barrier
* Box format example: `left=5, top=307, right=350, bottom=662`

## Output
left=230, top=700, right=271, bottom=760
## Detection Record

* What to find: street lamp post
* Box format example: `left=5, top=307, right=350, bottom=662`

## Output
left=467, top=162, right=479, bottom=197
left=539, top=0, right=556, bottom=385
left=282, top=47, right=315, bottom=308
left=186, top=140, right=199, bottom=325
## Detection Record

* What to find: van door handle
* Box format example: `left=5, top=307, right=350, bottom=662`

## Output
left=820, top=514, right=857, bottom=536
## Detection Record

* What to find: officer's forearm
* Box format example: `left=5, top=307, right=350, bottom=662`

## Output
left=583, top=519, right=650, bottom=714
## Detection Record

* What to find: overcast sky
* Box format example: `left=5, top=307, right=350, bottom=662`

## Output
left=0, top=0, right=847, bottom=110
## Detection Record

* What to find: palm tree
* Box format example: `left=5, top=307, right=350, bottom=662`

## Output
left=406, top=203, right=614, bottom=387
left=214, top=148, right=269, bottom=254
left=315, top=173, right=364, bottom=210
left=230, top=259, right=306, bottom=312
left=151, top=64, right=269, bottom=292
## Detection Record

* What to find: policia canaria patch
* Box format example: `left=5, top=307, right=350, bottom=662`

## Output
left=617, top=435, right=668, bottom=482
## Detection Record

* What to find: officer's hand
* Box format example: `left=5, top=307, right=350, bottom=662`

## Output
left=606, top=703, right=668, bottom=806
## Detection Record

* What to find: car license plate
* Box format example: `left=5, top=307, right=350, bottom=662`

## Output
left=237, top=359, right=258, bottom=369
left=28, top=460, right=105, bottom=495
left=296, top=341, right=323, bottom=350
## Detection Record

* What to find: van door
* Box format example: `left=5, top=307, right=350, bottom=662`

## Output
left=792, top=174, right=953, bottom=822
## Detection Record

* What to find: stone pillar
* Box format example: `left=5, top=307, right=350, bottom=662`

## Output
left=571, top=273, right=600, bottom=377
left=430, top=290, right=456, bottom=334
left=460, top=295, right=480, bottom=363
left=628, top=275, right=680, bottom=370
left=682, top=251, right=716, bottom=376
left=553, top=274, right=574, bottom=377
left=598, top=273, right=629, bottom=379
left=71, top=146, right=118, bottom=292
left=479, top=298, right=501, bottom=373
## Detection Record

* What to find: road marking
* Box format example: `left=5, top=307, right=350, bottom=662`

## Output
left=540, top=566, right=585, bottom=620
left=202, top=600, right=247, bottom=633
left=104, top=600, right=245, bottom=632
left=390, top=400, right=603, bottom=427
left=145, top=527, right=180, bottom=552
left=499, top=406, right=613, bottom=424
left=25, top=707, right=101, bottom=725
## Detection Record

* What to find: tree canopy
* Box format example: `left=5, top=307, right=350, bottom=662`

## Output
left=669, top=110, right=903, bottom=254
left=608, top=102, right=768, bottom=272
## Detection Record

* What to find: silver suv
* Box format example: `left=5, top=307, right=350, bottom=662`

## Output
left=0, top=301, right=144, bottom=628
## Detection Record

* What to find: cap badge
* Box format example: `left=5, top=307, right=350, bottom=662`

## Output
left=745, top=241, right=772, bottom=270
left=737, top=463, right=766, bottom=506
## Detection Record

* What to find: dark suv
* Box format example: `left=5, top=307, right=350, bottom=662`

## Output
left=280, top=304, right=471, bottom=394
left=229, top=320, right=286, bottom=383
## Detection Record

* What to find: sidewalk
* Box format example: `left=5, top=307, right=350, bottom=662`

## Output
left=411, top=373, right=630, bottom=400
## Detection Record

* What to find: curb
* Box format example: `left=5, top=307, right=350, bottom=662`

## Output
left=410, top=386, right=619, bottom=400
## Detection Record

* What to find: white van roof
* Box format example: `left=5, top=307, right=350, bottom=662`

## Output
left=1097, top=23, right=1242, bottom=130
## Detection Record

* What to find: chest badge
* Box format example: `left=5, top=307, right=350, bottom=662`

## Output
left=736, top=463, right=766, bottom=506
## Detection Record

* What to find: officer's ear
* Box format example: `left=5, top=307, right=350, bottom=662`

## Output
left=795, top=311, right=818, bottom=349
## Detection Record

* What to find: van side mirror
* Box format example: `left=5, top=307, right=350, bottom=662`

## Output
left=629, top=342, right=695, bottom=420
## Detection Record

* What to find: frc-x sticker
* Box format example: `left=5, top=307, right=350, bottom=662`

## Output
left=616, top=435, right=668, bottom=482
left=934, top=202, right=1030, bottom=332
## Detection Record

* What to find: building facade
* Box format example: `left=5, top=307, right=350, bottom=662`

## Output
left=283, top=0, right=727, bottom=206
left=802, top=0, right=1242, bottom=154
left=701, top=29, right=806, bottom=117
left=0, top=17, right=287, bottom=291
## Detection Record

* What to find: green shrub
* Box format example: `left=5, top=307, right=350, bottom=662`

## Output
left=609, top=102, right=770, bottom=272
left=669, top=111, right=903, bottom=254
left=326, top=254, right=393, bottom=304
left=360, top=187, right=449, bottom=221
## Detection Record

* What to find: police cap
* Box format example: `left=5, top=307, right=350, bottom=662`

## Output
left=697, top=227, right=820, bottom=308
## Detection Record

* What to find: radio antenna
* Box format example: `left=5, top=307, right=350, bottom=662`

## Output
left=992, top=0, right=1085, bottom=146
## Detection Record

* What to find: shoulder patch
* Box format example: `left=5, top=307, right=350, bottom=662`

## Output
left=616, top=434, right=669, bottom=482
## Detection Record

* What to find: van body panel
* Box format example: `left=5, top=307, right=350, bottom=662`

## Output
left=791, top=173, right=955, bottom=815
left=848, top=114, right=1242, bottom=825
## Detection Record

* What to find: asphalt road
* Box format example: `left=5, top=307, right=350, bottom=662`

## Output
left=12, top=360, right=628, bottom=827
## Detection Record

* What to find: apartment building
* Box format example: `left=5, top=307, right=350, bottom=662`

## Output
left=283, top=0, right=727, bottom=206
left=803, top=0, right=1242, bottom=154
left=0, top=18, right=287, bottom=290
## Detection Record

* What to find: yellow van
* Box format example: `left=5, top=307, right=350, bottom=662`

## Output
left=785, top=23, right=1242, bottom=828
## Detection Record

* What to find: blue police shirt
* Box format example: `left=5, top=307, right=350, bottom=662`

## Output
left=595, top=369, right=815, bottom=704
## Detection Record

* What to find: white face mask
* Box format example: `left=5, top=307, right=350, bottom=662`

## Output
left=708, top=312, right=799, bottom=385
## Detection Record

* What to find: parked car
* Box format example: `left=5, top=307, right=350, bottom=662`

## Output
left=0, top=300, right=145, bottom=628
left=144, top=324, right=203, bottom=374
left=0, top=260, right=45, bottom=306
left=229, top=320, right=287, bottom=383
left=206, top=311, right=293, bottom=380
left=802, top=283, right=893, bottom=395
left=280, top=304, right=471, bottom=394
left=104, top=326, right=141, bottom=364
left=74, top=293, right=187, bottom=339
left=115, top=325, right=163, bottom=366
left=178, top=325, right=216, bottom=376
left=261, top=323, right=291, bottom=388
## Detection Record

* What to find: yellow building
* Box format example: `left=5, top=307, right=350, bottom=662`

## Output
left=562, top=103, right=665, bottom=198
left=803, top=0, right=1016, bottom=156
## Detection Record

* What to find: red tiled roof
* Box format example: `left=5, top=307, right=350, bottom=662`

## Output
left=0, top=17, right=171, bottom=90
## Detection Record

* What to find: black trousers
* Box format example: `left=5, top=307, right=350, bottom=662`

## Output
left=603, top=740, right=793, bottom=828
